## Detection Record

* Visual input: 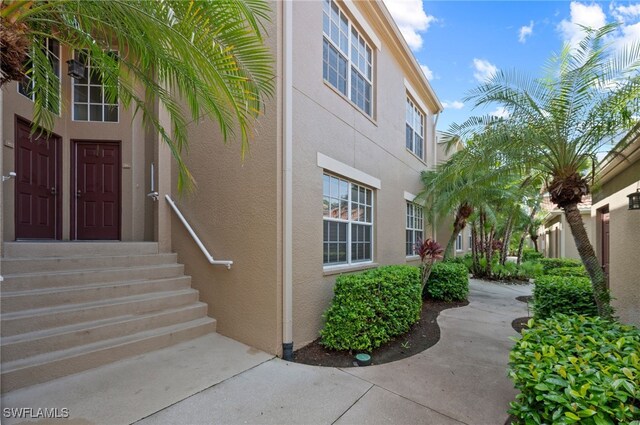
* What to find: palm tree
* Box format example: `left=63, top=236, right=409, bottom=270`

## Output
left=1, top=0, right=274, bottom=190
left=452, top=24, right=640, bottom=318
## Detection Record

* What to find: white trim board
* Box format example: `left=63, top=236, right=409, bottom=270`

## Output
left=341, top=0, right=382, bottom=51
left=404, top=191, right=425, bottom=205
left=317, top=153, right=381, bottom=189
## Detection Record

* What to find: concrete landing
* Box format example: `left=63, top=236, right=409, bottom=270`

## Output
left=0, top=333, right=274, bottom=425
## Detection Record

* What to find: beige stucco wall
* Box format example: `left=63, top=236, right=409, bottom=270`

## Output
left=1, top=45, right=152, bottom=244
left=540, top=211, right=593, bottom=259
left=168, top=2, right=282, bottom=355
left=591, top=159, right=640, bottom=327
left=289, top=1, right=440, bottom=348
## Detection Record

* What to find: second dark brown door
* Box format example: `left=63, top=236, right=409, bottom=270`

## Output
left=72, top=141, right=121, bottom=240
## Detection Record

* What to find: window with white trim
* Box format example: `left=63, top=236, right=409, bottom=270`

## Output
left=72, top=50, right=118, bottom=122
left=468, top=232, right=472, bottom=250
left=406, top=97, right=424, bottom=159
left=456, top=232, right=463, bottom=251
left=323, top=173, right=373, bottom=265
left=18, top=38, right=60, bottom=114
left=406, top=202, right=424, bottom=256
left=322, top=0, right=373, bottom=116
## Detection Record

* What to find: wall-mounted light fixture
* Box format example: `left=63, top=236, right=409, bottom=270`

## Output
left=628, top=187, right=640, bottom=210
left=66, top=59, right=85, bottom=80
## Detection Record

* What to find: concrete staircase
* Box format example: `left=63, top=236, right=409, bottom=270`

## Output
left=0, top=242, right=215, bottom=393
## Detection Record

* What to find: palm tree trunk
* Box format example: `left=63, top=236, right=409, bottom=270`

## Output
left=444, top=223, right=463, bottom=261
left=563, top=203, right=612, bottom=318
left=517, top=205, right=538, bottom=265
left=471, top=224, right=479, bottom=274
left=531, top=235, right=539, bottom=252
left=500, top=215, right=514, bottom=265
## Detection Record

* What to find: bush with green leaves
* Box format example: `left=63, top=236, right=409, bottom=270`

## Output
left=522, top=248, right=544, bottom=262
left=493, top=262, right=519, bottom=280
left=320, top=265, right=421, bottom=352
left=518, top=261, right=544, bottom=279
left=533, top=276, right=597, bottom=319
left=546, top=266, right=588, bottom=278
left=509, top=314, right=640, bottom=424
left=425, top=262, right=469, bottom=302
left=539, top=257, right=583, bottom=273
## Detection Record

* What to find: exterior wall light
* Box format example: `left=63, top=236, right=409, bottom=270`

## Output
left=628, top=188, right=640, bottom=210
left=66, top=59, right=85, bottom=80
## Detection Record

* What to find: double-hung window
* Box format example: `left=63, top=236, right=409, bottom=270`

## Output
left=322, top=0, right=373, bottom=116
left=72, top=50, right=119, bottom=122
left=323, top=173, right=373, bottom=266
left=406, top=97, right=424, bottom=159
left=406, top=202, right=424, bottom=256
left=456, top=232, right=463, bottom=251
left=18, top=38, right=61, bottom=114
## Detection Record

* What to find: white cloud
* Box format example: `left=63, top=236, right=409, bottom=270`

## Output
left=472, top=58, right=498, bottom=82
left=519, top=21, right=534, bottom=43
left=420, top=63, right=435, bottom=80
left=490, top=106, right=510, bottom=119
left=442, top=100, right=464, bottom=110
left=614, top=21, right=640, bottom=50
left=558, top=2, right=607, bottom=48
left=384, top=0, right=436, bottom=50
left=612, top=3, right=640, bottom=23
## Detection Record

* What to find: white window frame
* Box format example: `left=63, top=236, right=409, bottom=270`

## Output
left=406, top=96, right=425, bottom=160
left=406, top=201, right=424, bottom=257
left=468, top=232, right=472, bottom=250
left=322, top=0, right=374, bottom=117
left=456, top=232, right=463, bottom=252
left=18, top=37, right=61, bottom=114
left=72, top=50, right=119, bottom=123
left=323, top=173, right=374, bottom=267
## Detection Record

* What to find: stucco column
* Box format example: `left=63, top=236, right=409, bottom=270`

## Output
left=154, top=103, right=172, bottom=253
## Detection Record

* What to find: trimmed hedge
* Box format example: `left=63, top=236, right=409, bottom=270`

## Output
left=425, top=262, right=469, bottom=302
left=320, top=265, right=421, bottom=352
left=546, top=266, right=588, bottom=278
left=533, top=276, right=597, bottom=319
left=509, top=314, right=640, bottom=424
left=539, top=257, right=583, bottom=273
left=522, top=248, right=544, bottom=262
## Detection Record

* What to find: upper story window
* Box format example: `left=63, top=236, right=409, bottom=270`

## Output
left=18, top=38, right=60, bottom=114
left=406, top=202, right=424, bottom=256
left=323, top=173, right=373, bottom=266
left=322, top=0, right=373, bottom=116
left=406, top=97, right=424, bottom=159
left=72, top=50, right=118, bottom=122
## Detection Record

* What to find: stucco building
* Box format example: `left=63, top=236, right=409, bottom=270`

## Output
left=538, top=195, right=594, bottom=260
left=0, top=0, right=445, bottom=390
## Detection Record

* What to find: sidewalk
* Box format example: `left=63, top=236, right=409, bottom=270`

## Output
left=2, top=280, right=531, bottom=425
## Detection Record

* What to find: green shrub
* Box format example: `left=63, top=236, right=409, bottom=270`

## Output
left=533, top=275, right=597, bottom=319
left=509, top=314, right=640, bottom=424
left=547, top=266, right=588, bottom=278
left=425, top=262, right=469, bottom=302
left=493, top=262, right=519, bottom=280
left=320, top=265, right=421, bottom=352
left=522, top=248, right=544, bottom=262
left=539, top=257, right=583, bottom=273
left=518, top=261, right=544, bottom=279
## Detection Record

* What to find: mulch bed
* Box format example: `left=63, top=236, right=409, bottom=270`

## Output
left=292, top=298, right=468, bottom=368
left=511, top=317, right=532, bottom=333
left=515, top=295, right=532, bottom=304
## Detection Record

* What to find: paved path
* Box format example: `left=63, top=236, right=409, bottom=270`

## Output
left=1, top=280, right=531, bottom=425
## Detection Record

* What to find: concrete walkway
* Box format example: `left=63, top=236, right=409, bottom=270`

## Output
left=1, top=280, right=531, bottom=425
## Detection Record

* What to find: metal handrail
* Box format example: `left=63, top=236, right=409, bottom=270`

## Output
left=165, top=194, right=233, bottom=269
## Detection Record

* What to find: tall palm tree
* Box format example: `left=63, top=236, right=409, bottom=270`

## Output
left=1, top=0, right=274, bottom=190
left=452, top=24, right=640, bottom=318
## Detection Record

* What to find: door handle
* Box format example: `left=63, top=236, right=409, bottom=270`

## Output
left=50, top=187, right=57, bottom=196
left=76, top=190, right=82, bottom=198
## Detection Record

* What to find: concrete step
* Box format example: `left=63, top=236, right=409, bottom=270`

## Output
left=1, top=289, right=199, bottom=336
left=1, top=303, right=211, bottom=362
left=1, top=276, right=192, bottom=313
left=2, top=264, right=185, bottom=291
left=1, top=317, right=216, bottom=393
left=1, top=253, right=178, bottom=274
left=3, top=242, right=159, bottom=258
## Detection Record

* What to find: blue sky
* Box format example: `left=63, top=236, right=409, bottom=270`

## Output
left=384, top=1, right=640, bottom=131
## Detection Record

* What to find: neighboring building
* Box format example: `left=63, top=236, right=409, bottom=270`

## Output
left=590, top=125, right=640, bottom=327
left=537, top=195, right=594, bottom=259
left=0, top=0, right=444, bottom=389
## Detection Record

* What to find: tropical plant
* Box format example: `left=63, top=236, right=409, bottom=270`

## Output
left=1, top=0, right=274, bottom=190
left=415, top=238, right=444, bottom=290
left=448, top=24, right=640, bottom=318
left=424, top=262, right=469, bottom=301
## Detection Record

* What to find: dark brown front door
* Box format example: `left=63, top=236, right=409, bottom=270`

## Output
left=15, top=118, right=62, bottom=239
left=72, top=141, right=121, bottom=240
left=600, top=207, right=610, bottom=288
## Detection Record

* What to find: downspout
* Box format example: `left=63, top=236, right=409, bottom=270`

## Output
left=282, top=0, right=294, bottom=360
left=430, top=111, right=441, bottom=241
